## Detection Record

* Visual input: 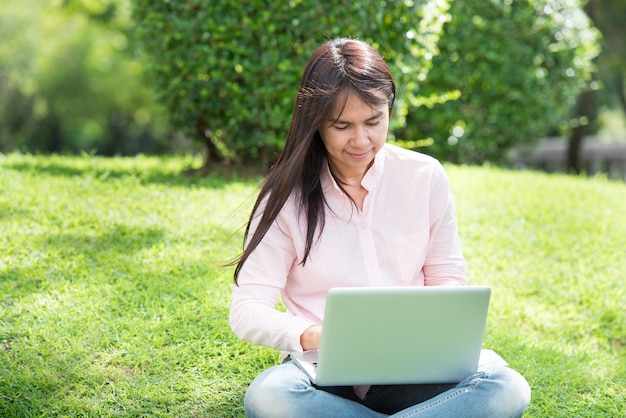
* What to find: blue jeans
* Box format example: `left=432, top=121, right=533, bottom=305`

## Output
left=244, top=356, right=531, bottom=417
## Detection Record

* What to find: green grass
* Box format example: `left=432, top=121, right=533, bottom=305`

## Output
left=1, top=153, right=624, bottom=417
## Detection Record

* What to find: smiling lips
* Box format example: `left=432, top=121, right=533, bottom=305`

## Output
left=347, top=150, right=371, bottom=160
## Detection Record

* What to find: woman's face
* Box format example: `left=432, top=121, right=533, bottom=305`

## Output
left=318, top=91, right=389, bottom=181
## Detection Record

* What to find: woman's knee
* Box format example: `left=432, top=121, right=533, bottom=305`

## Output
left=244, top=362, right=313, bottom=417
left=485, top=366, right=531, bottom=417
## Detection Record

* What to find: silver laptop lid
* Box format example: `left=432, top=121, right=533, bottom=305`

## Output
left=315, top=286, right=491, bottom=386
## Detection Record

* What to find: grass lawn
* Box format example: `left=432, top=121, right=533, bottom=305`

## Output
left=0, top=153, right=625, bottom=417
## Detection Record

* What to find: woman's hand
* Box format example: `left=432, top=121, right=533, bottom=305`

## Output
left=300, top=325, right=323, bottom=351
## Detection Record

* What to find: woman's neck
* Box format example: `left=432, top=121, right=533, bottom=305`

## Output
left=328, top=159, right=374, bottom=188
left=328, top=161, right=372, bottom=211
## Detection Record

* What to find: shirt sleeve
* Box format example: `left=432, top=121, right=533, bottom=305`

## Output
left=229, top=199, right=318, bottom=352
left=424, top=163, right=467, bottom=286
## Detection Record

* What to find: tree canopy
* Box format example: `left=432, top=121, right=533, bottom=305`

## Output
left=131, top=0, right=450, bottom=170
left=400, top=0, right=600, bottom=164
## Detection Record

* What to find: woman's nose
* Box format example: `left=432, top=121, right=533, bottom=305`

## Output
left=352, top=125, right=369, bottom=146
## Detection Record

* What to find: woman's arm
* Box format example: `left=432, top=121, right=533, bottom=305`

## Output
left=230, top=283, right=317, bottom=352
left=229, top=197, right=319, bottom=352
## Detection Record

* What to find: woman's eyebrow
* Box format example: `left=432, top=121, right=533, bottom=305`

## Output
left=365, top=110, right=384, bottom=121
left=331, top=110, right=384, bottom=125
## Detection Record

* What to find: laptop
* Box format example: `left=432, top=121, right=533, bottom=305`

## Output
left=290, top=286, right=492, bottom=386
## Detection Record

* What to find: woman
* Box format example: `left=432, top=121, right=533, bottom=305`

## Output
left=230, top=38, right=530, bottom=417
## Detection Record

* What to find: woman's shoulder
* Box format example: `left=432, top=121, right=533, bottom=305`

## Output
left=382, top=143, right=443, bottom=170
left=379, top=144, right=452, bottom=197
left=255, top=187, right=301, bottom=217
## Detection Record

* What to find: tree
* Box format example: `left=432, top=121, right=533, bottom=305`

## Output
left=399, top=0, right=600, bottom=164
left=131, top=0, right=451, bottom=173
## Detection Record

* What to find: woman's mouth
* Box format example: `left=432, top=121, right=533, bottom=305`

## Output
left=347, top=150, right=371, bottom=160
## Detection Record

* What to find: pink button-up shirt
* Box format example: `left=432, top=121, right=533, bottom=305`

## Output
left=230, top=144, right=466, bottom=356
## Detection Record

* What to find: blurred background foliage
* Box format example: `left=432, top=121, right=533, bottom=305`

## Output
left=1, top=0, right=625, bottom=172
left=0, top=0, right=173, bottom=156
left=400, top=0, right=600, bottom=164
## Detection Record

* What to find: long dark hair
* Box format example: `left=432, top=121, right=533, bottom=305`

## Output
left=233, top=38, right=396, bottom=283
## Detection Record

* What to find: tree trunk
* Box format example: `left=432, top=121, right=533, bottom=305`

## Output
left=616, top=74, right=626, bottom=117
left=567, top=88, right=596, bottom=174
left=567, top=0, right=597, bottom=174
left=185, top=124, right=223, bottom=177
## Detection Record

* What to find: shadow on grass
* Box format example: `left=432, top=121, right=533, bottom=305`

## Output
left=0, top=225, right=166, bottom=304
left=0, top=204, right=31, bottom=222
left=43, top=224, right=167, bottom=258
left=2, top=157, right=267, bottom=189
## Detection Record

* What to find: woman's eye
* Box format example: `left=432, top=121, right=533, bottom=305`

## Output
left=367, top=121, right=381, bottom=126
left=334, top=125, right=349, bottom=130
